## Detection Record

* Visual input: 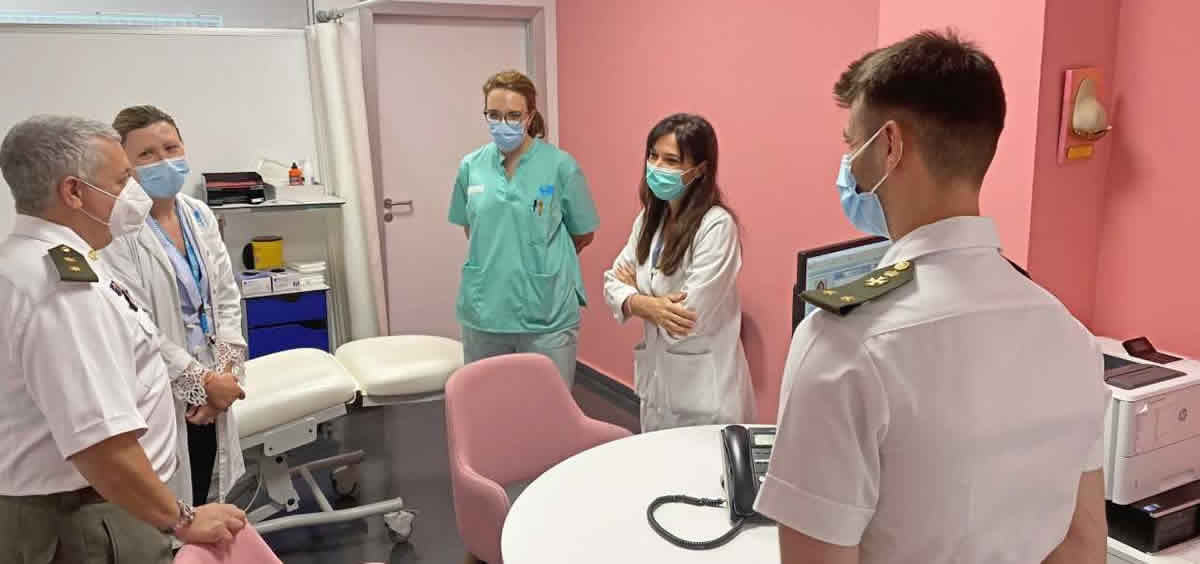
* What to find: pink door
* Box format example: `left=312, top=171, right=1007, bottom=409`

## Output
left=373, top=16, right=528, bottom=338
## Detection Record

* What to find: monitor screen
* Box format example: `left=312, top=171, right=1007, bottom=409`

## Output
left=793, top=237, right=891, bottom=329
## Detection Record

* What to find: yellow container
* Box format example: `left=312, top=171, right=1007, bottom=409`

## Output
left=242, top=236, right=284, bottom=270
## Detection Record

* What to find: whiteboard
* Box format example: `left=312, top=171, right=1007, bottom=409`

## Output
left=0, top=26, right=319, bottom=236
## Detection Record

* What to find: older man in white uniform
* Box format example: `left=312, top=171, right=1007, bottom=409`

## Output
left=0, top=115, right=245, bottom=564
left=755, top=32, right=1111, bottom=564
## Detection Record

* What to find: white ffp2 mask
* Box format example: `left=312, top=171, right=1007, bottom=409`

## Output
left=79, top=177, right=152, bottom=238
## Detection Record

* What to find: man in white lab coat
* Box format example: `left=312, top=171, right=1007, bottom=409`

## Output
left=755, top=31, right=1110, bottom=563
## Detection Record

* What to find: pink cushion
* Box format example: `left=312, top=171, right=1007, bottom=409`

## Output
left=445, top=354, right=632, bottom=564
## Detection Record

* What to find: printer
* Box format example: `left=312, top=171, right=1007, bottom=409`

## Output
left=1100, top=337, right=1200, bottom=552
left=203, top=171, right=274, bottom=206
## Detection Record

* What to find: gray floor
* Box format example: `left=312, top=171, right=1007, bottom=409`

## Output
left=242, top=379, right=639, bottom=564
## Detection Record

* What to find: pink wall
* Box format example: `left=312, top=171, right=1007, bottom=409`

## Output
left=557, top=0, right=1200, bottom=420
left=557, top=0, right=880, bottom=420
left=876, top=0, right=1047, bottom=266
left=1090, top=0, right=1200, bottom=356
left=1026, top=0, right=1121, bottom=324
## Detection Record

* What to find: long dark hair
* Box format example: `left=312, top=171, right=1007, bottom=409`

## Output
left=636, top=114, right=736, bottom=276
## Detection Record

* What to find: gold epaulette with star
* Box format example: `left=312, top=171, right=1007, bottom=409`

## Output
left=48, top=244, right=98, bottom=283
left=801, top=260, right=915, bottom=316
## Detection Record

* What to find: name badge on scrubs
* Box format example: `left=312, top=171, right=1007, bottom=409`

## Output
left=467, top=185, right=485, bottom=197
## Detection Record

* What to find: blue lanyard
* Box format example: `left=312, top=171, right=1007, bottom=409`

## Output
left=652, top=236, right=664, bottom=267
left=148, top=207, right=210, bottom=334
left=181, top=224, right=204, bottom=298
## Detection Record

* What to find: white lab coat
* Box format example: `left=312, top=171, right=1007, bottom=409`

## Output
left=603, top=207, right=756, bottom=432
left=101, top=193, right=246, bottom=503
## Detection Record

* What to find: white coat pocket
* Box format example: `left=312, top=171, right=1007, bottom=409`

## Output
left=633, top=343, right=651, bottom=399
left=657, top=350, right=719, bottom=415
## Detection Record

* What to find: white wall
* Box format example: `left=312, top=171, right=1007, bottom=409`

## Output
left=0, top=27, right=319, bottom=239
left=0, top=1, right=308, bottom=28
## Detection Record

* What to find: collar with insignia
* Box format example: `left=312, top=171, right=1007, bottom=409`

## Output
left=878, top=216, right=1000, bottom=267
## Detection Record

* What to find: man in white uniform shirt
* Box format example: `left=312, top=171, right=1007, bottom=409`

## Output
left=754, top=31, right=1111, bottom=563
left=0, top=115, right=245, bottom=564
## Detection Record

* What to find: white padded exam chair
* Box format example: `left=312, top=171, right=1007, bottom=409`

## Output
left=336, top=335, right=463, bottom=406
left=233, top=348, right=409, bottom=538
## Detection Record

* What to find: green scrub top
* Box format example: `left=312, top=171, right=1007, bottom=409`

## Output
left=448, top=139, right=599, bottom=334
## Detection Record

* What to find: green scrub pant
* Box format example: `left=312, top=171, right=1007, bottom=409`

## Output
left=461, top=325, right=579, bottom=388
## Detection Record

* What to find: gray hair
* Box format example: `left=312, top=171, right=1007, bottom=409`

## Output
left=0, top=115, right=120, bottom=215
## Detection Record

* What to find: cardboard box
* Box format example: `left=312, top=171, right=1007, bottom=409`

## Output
left=268, top=269, right=303, bottom=293
left=237, top=270, right=271, bottom=297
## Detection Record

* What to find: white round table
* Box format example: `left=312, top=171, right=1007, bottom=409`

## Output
left=501, top=425, right=779, bottom=564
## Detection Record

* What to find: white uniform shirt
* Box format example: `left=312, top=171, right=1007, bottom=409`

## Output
left=755, top=217, right=1109, bottom=563
left=0, top=215, right=178, bottom=495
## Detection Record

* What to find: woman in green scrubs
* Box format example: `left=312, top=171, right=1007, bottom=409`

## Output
left=447, top=70, right=599, bottom=387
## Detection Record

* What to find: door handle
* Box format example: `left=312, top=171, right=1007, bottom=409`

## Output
left=383, top=198, right=413, bottom=210
left=383, top=199, right=412, bottom=223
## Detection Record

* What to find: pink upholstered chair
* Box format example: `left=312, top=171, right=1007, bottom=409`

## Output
left=173, top=526, right=282, bottom=564
left=445, top=353, right=632, bottom=564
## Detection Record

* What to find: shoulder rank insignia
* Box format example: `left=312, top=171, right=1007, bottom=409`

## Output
left=801, top=259, right=915, bottom=316
left=48, top=245, right=98, bottom=283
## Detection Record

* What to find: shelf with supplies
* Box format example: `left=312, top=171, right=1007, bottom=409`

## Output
left=210, top=193, right=346, bottom=213
left=242, top=283, right=331, bottom=300
left=216, top=186, right=349, bottom=356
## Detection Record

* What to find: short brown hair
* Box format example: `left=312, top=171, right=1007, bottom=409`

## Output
left=112, top=105, right=181, bottom=144
left=483, top=70, right=546, bottom=139
left=834, top=29, right=1005, bottom=183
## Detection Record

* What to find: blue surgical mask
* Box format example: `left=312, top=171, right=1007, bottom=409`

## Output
left=136, top=157, right=190, bottom=199
left=489, top=121, right=526, bottom=153
left=646, top=163, right=697, bottom=201
left=837, top=125, right=892, bottom=238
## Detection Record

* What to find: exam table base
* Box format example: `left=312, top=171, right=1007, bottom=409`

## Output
left=237, top=428, right=412, bottom=539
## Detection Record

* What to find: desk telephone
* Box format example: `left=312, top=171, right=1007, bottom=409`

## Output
left=647, top=425, right=776, bottom=550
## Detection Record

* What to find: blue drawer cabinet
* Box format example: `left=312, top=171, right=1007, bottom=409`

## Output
left=245, top=290, right=329, bottom=359
left=248, top=321, right=328, bottom=359
left=245, top=291, right=327, bottom=328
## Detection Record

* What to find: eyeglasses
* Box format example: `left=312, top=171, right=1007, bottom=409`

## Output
left=483, top=110, right=527, bottom=127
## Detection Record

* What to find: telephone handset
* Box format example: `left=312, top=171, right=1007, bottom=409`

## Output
left=647, top=425, right=776, bottom=550
left=722, top=424, right=775, bottom=522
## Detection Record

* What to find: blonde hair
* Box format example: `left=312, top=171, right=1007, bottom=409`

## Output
left=483, top=70, right=546, bottom=138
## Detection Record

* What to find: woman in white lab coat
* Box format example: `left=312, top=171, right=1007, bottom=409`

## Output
left=603, top=114, right=756, bottom=432
left=101, top=106, right=246, bottom=505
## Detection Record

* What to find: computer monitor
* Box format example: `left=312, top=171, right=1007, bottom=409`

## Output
left=792, top=236, right=891, bottom=330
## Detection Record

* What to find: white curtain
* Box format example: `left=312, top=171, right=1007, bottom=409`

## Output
left=307, top=20, right=389, bottom=339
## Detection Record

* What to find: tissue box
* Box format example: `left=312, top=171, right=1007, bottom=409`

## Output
left=237, top=270, right=271, bottom=297
left=286, top=260, right=327, bottom=274
left=268, top=269, right=303, bottom=293
left=297, top=272, right=326, bottom=290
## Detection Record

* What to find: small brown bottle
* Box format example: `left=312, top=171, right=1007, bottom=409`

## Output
left=288, top=162, right=304, bottom=186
